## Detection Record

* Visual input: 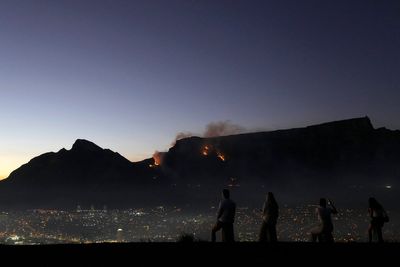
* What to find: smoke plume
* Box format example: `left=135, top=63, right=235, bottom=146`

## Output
left=171, top=132, right=194, bottom=146
left=157, top=121, right=247, bottom=161
left=203, top=121, right=246, bottom=138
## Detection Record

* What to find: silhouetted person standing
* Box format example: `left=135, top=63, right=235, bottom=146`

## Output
left=211, top=189, right=236, bottom=242
left=259, top=192, right=279, bottom=242
left=311, top=198, right=337, bottom=243
left=368, top=197, right=388, bottom=243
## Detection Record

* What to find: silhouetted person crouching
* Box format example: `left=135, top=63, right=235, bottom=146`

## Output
left=211, top=189, right=236, bottom=242
left=368, top=197, right=388, bottom=243
left=311, top=198, right=337, bottom=243
left=259, top=192, right=279, bottom=242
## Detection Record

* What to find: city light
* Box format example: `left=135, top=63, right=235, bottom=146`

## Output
left=0, top=205, right=398, bottom=244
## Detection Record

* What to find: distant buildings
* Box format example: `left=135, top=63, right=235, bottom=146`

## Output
left=116, top=229, right=124, bottom=242
left=0, top=206, right=398, bottom=244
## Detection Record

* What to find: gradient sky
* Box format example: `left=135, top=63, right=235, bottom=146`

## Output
left=1, top=0, right=399, bottom=179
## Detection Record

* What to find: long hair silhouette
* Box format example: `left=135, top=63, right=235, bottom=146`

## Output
left=266, top=192, right=278, bottom=208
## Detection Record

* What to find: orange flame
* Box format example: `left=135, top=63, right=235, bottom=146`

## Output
left=217, top=151, right=225, bottom=161
left=150, top=151, right=165, bottom=167
left=202, top=145, right=210, bottom=156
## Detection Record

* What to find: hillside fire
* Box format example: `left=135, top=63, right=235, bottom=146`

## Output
left=202, top=145, right=210, bottom=156
left=149, top=151, right=165, bottom=168
left=217, top=152, right=225, bottom=161
left=201, top=145, right=226, bottom=162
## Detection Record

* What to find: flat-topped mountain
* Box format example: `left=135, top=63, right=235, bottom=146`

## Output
left=1, top=117, right=399, bottom=210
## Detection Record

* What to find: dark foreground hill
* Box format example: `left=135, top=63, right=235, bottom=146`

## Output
left=0, top=116, right=399, bottom=209
left=1, top=242, right=399, bottom=265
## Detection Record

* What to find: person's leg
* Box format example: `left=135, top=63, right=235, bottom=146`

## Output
left=266, top=223, right=272, bottom=242
left=325, top=231, right=334, bottom=243
left=222, top=223, right=234, bottom=242
left=324, top=225, right=334, bottom=243
left=311, top=233, right=318, bottom=242
left=211, top=221, right=223, bottom=242
left=222, top=223, right=233, bottom=242
left=270, top=223, right=278, bottom=243
left=226, top=223, right=234, bottom=242
left=368, top=224, right=373, bottom=243
left=259, top=222, right=267, bottom=242
left=311, top=226, right=322, bottom=242
left=319, top=232, right=333, bottom=243
left=376, top=226, right=383, bottom=243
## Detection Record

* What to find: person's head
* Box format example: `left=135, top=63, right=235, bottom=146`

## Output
left=266, top=192, right=278, bottom=207
left=222, top=189, right=230, bottom=199
left=267, top=192, right=275, bottom=201
left=319, top=198, right=327, bottom=208
left=369, top=197, right=382, bottom=210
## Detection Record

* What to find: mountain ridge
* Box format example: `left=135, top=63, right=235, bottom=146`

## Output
left=1, top=116, right=399, bottom=210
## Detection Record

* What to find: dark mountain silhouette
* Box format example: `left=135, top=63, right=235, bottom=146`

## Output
left=0, top=139, right=167, bottom=209
left=161, top=117, right=400, bottom=207
left=1, top=117, right=399, bottom=210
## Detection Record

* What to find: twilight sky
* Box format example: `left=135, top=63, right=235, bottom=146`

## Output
left=0, top=0, right=399, bottom=179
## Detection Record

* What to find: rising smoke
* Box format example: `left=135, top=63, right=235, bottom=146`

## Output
left=203, top=121, right=246, bottom=138
left=171, top=132, right=194, bottom=146
left=172, top=121, right=246, bottom=144
left=157, top=121, right=248, bottom=165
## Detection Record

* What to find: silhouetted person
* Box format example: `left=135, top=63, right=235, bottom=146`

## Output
left=211, top=189, right=236, bottom=242
left=368, top=197, right=388, bottom=243
left=311, top=198, right=337, bottom=243
left=259, top=192, right=279, bottom=242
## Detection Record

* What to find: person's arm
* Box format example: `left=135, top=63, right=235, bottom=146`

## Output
left=328, top=199, right=338, bottom=214
left=217, top=201, right=223, bottom=220
left=276, top=204, right=279, bottom=219
left=261, top=202, right=266, bottom=217
left=382, top=208, right=388, bottom=218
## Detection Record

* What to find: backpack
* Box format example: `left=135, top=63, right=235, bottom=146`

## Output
left=383, top=210, right=389, bottom=223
